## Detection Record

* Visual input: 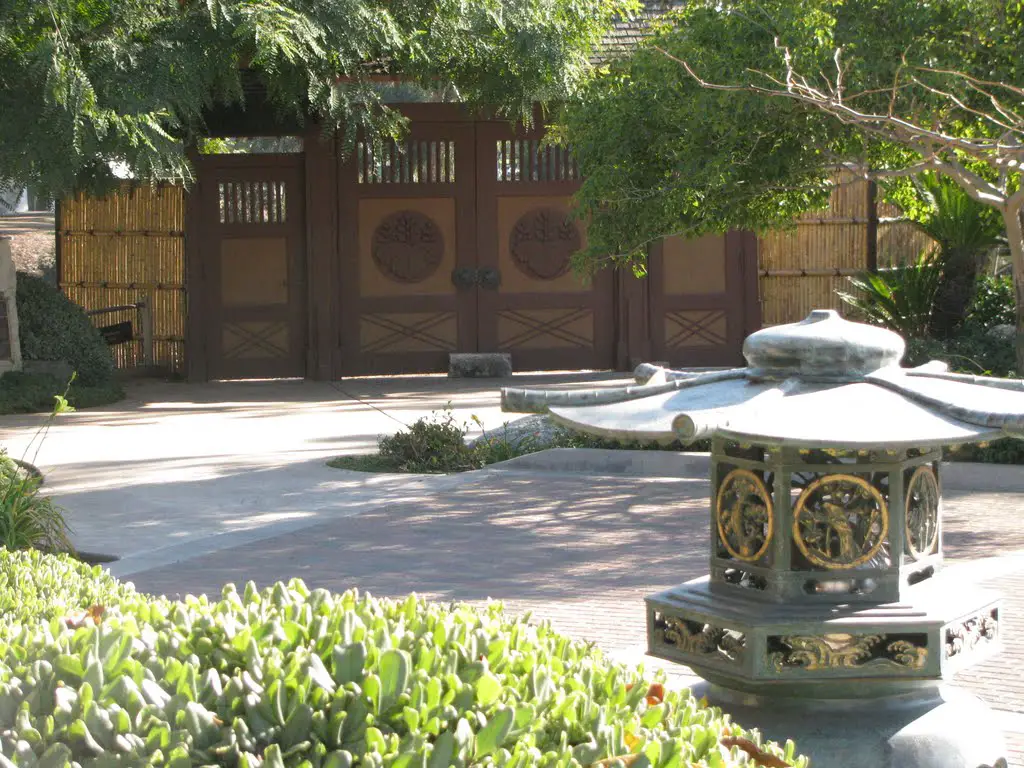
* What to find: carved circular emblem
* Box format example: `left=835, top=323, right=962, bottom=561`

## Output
left=905, top=465, right=939, bottom=560
left=716, top=469, right=774, bottom=562
left=509, top=207, right=580, bottom=280
left=372, top=210, right=444, bottom=283
left=792, top=474, right=889, bottom=569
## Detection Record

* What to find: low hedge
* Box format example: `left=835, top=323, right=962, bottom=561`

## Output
left=0, top=370, right=123, bottom=414
left=0, top=550, right=803, bottom=768
left=16, top=273, right=116, bottom=387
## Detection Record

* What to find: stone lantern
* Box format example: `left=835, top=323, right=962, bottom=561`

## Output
left=501, top=310, right=1024, bottom=767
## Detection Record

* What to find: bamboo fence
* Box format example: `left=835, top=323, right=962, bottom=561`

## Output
left=58, top=185, right=185, bottom=373
left=757, top=173, right=934, bottom=326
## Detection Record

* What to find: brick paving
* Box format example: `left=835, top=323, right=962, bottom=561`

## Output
left=127, top=466, right=1024, bottom=765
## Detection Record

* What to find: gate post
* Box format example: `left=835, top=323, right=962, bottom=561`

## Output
left=304, top=125, right=339, bottom=380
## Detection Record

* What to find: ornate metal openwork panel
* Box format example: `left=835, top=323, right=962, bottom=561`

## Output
left=905, top=465, right=940, bottom=560
left=767, top=633, right=928, bottom=672
left=372, top=211, right=445, bottom=283
left=944, top=607, right=998, bottom=661
left=792, top=474, right=889, bottom=569
left=653, top=612, right=745, bottom=666
left=716, top=468, right=774, bottom=562
left=508, top=208, right=579, bottom=280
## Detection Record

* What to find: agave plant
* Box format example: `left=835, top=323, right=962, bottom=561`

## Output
left=838, top=251, right=942, bottom=338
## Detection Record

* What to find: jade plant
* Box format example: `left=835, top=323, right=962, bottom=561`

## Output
left=0, top=552, right=805, bottom=767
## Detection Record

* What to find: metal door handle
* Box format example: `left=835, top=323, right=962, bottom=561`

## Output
left=479, top=267, right=501, bottom=290
left=451, top=267, right=477, bottom=290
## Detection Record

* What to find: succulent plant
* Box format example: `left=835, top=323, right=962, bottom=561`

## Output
left=0, top=552, right=805, bottom=768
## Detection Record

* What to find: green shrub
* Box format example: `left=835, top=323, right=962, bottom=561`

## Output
left=378, top=410, right=483, bottom=473
left=965, top=275, right=1015, bottom=330
left=945, top=437, right=1024, bottom=465
left=904, top=328, right=1016, bottom=378
left=16, top=272, right=116, bottom=386
left=0, top=552, right=805, bottom=768
left=837, top=253, right=941, bottom=338
left=0, top=370, right=123, bottom=414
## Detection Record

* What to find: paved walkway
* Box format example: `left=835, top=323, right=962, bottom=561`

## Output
left=0, top=375, right=624, bottom=558
left=1, top=378, right=1023, bottom=764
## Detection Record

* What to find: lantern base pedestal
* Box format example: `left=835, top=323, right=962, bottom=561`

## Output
left=692, top=682, right=1006, bottom=768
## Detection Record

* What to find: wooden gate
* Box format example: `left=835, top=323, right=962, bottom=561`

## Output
left=476, top=122, right=614, bottom=371
left=338, top=109, right=614, bottom=376
left=197, top=154, right=307, bottom=379
left=646, top=232, right=757, bottom=367
left=339, top=119, right=476, bottom=375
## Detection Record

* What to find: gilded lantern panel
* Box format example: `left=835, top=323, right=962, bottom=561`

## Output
left=714, top=463, right=775, bottom=567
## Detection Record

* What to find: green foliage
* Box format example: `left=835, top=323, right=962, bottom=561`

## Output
left=882, top=174, right=1006, bottom=336
left=0, top=370, right=123, bottom=414
left=838, top=254, right=942, bottom=338
left=0, top=552, right=806, bottom=767
left=557, top=0, right=1023, bottom=270
left=16, top=273, right=116, bottom=387
left=0, top=0, right=632, bottom=197
left=945, top=437, right=1024, bottom=465
left=905, top=328, right=1017, bottom=378
left=966, top=275, right=1016, bottom=329
left=377, top=410, right=483, bottom=473
left=884, top=174, right=1005, bottom=253
left=0, top=462, right=72, bottom=554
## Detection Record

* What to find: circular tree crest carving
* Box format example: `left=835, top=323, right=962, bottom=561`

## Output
left=372, top=210, right=444, bottom=283
left=716, top=468, right=774, bottom=562
left=509, top=207, right=580, bottom=280
left=905, top=465, right=939, bottom=559
left=792, top=474, right=889, bottom=569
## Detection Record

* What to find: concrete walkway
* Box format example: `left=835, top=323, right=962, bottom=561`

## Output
left=0, top=374, right=625, bottom=559
left=2, top=376, right=1023, bottom=764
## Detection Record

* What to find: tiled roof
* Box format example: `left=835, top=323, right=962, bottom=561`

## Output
left=595, top=0, right=682, bottom=64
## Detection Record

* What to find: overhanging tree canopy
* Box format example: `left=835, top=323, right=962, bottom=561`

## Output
left=559, top=0, right=1024, bottom=365
left=0, top=0, right=630, bottom=196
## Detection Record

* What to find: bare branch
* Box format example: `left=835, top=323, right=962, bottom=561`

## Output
left=916, top=66, right=1024, bottom=100
left=655, top=45, right=1023, bottom=162
left=910, top=74, right=1021, bottom=134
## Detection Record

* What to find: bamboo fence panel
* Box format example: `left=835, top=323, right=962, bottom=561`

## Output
left=59, top=185, right=185, bottom=373
left=758, top=173, right=933, bottom=326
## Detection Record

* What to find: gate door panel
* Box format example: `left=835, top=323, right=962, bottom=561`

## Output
left=201, top=155, right=307, bottom=379
left=339, top=122, right=476, bottom=375
left=648, top=233, right=748, bottom=367
left=476, top=123, right=614, bottom=371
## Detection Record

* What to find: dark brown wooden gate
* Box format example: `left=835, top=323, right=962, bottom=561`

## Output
left=197, top=154, right=307, bottom=379
left=338, top=119, right=477, bottom=375
left=337, top=108, right=615, bottom=376
left=475, top=122, right=614, bottom=371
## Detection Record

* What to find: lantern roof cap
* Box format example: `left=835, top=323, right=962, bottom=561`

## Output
left=743, top=309, right=904, bottom=381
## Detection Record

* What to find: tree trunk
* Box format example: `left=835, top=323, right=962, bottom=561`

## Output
left=1004, top=204, right=1024, bottom=375
left=928, top=245, right=980, bottom=338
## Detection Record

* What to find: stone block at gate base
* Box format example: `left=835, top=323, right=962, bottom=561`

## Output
left=448, top=353, right=512, bottom=379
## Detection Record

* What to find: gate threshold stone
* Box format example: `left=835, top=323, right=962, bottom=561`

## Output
left=448, top=352, right=512, bottom=378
